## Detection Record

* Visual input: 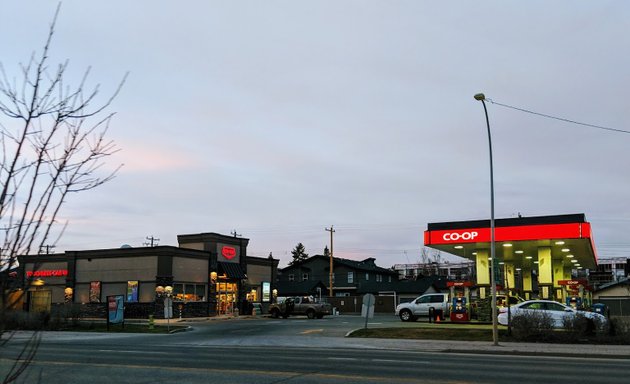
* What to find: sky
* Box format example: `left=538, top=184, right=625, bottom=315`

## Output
left=2, top=1, right=629, bottom=269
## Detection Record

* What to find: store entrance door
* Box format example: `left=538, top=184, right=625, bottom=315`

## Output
left=216, top=280, right=238, bottom=315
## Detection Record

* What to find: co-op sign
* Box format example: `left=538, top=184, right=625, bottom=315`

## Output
left=424, top=228, right=489, bottom=245
left=442, top=231, right=479, bottom=241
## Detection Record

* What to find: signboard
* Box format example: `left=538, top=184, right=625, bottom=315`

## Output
left=89, top=281, right=101, bottom=303
left=26, top=269, right=68, bottom=278
left=221, top=246, right=237, bottom=260
left=424, top=223, right=592, bottom=245
left=164, top=297, right=173, bottom=319
left=361, top=293, right=375, bottom=325
left=262, top=282, right=271, bottom=302
left=126, top=281, right=139, bottom=302
left=107, top=295, right=124, bottom=325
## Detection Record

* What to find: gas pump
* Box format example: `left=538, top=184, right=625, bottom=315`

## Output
left=558, top=279, right=591, bottom=309
left=447, top=281, right=473, bottom=322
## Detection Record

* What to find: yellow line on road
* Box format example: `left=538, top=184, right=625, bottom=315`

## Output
left=300, top=328, right=324, bottom=334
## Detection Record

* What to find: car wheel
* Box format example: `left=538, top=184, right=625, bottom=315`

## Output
left=306, top=310, right=316, bottom=319
left=399, top=309, right=413, bottom=322
left=270, top=308, right=280, bottom=319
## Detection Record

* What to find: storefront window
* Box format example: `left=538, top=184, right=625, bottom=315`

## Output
left=216, top=281, right=237, bottom=315
left=173, top=283, right=206, bottom=302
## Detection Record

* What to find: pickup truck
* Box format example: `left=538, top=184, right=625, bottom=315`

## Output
left=395, top=293, right=450, bottom=322
left=269, top=296, right=332, bottom=319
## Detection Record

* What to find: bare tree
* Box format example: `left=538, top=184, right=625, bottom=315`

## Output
left=0, top=4, right=125, bottom=382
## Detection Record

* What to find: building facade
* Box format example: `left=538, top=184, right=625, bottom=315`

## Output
left=16, top=232, right=278, bottom=318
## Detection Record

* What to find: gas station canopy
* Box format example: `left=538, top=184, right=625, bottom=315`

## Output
left=424, top=213, right=597, bottom=270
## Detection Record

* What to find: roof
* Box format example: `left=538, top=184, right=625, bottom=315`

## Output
left=594, top=277, right=630, bottom=292
left=281, top=255, right=397, bottom=275
left=424, top=213, right=598, bottom=270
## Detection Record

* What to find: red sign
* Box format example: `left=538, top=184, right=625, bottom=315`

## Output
left=424, top=223, right=591, bottom=245
left=447, top=281, right=474, bottom=287
left=26, top=269, right=68, bottom=278
left=557, top=279, right=588, bottom=286
left=221, top=246, right=237, bottom=260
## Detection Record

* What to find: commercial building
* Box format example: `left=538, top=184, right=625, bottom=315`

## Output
left=424, top=213, right=599, bottom=305
left=16, top=232, right=278, bottom=318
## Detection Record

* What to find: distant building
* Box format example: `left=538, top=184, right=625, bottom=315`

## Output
left=393, top=261, right=475, bottom=281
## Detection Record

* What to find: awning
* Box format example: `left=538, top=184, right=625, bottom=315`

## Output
left=218, top=262, right=246, bottom=279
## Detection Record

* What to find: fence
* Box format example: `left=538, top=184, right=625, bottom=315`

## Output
left=326, top=295, right=396, bottom=314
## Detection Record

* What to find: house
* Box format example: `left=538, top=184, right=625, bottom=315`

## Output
left=277, top=255, right=399, bottom=297
left=593, top=277, right=630, bottom=316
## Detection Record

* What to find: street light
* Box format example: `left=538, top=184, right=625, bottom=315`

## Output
left=474, top=92, right=499, bottom=346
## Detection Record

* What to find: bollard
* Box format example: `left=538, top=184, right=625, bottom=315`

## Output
left=148, top=315, right=154, bottom=330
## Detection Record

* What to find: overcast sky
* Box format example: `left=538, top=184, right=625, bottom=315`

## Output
left=2, top=1, right=629, bottom=268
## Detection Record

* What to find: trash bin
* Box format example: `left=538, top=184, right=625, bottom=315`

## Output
left=592, top=303, right=607, bottom=316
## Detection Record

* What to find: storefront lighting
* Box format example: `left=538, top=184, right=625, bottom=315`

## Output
left=472, top=252, right=477, bottom=255
left=561, top=248, right=570, bottom=252
left=555, top=241, right=565, bottom=245
left=488, top=257, right=492, bottom=261
left=571, top=259, right=578, bottom=263
left=525, top=256, right=533, bottom=259
left=577, top=266, right=583, bottom=269
left=516, top=268, right=521, bottom=271
left=503, top=243, right=512, bottom=247
left=515, top=250, right=523, bottom=254
left=534, top=261, right=539, bottom=264
left=498, top=261, right=505, bottom=265
left=566, top=254, right=574, bottom=258
left=454, top=245, right=464, bottom=249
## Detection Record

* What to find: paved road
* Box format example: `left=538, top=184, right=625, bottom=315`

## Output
left=2, top=315, right=630, bottom=383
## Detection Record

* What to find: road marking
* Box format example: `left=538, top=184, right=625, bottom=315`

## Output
left=327, top=357, right=358, bottom=361
left=300, top=329, right=324, bottom=334
left=372, top=359, right=430, bottom=364
left=96, top=350, right=169, bottom=354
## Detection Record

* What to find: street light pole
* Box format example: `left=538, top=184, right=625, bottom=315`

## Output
left=474, top=93, right=499, bottom=346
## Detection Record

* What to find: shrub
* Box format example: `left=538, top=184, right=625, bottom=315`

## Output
left=510, top=311, right=555, bottom=341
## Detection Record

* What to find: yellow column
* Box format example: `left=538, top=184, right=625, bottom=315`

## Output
left=553, top=259, right=565, bottom=301
left=505, top=263, right=515, bottom=293
left=522, top=268, right=533, bottom=300
left=538, top=247, right=553, bottom=299
left=476, top=250, right=489, bottom=299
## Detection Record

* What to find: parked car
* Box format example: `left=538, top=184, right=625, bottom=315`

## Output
left=395, top=293, right=449, bottom=322
left=497, top=299, right=607, bottom=329
left=269, top=296, right=332, bottom=319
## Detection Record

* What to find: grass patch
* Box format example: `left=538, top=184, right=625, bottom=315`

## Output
left=349, top=326, right=510, bottom=342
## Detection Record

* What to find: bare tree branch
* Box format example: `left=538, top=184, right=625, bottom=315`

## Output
left=1, top=3, right=125, bottom=382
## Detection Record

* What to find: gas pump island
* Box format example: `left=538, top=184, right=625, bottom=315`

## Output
left=424, top=214, right=598, bottom=305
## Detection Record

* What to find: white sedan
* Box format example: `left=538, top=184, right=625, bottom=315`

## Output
left=497, top=299, right=607, bottom=328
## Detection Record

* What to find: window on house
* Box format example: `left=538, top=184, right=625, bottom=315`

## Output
left=288, top=274, right=295, bottom=282
left=376, top=274, right=382, bottom=282
left=388, top=275, right=392, bottom=283
left=302, top=273, right=309, bottom=281
left=365, top=272, right=369, bottom=281
left=347, top=272, right=354, bottom=283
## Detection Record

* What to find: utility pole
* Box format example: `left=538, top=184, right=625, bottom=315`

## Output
left=231, top=230, right=242, bottom=238
left=325, top=225, right=335, bottom=297
left=144, top=236, right=160, bottom=247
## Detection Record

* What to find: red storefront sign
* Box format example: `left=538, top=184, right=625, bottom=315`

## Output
left=221, top=246, right=236, bottom=260
left=26, top=269, right=68, bottom=278
left=424, top=223, right=592, bottom=245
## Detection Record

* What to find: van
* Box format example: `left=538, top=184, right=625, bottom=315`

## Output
left=395, top=293, right=449, bottom=322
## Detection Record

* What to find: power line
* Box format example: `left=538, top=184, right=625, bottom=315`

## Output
left=486, top=98, right=630, bottom=135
